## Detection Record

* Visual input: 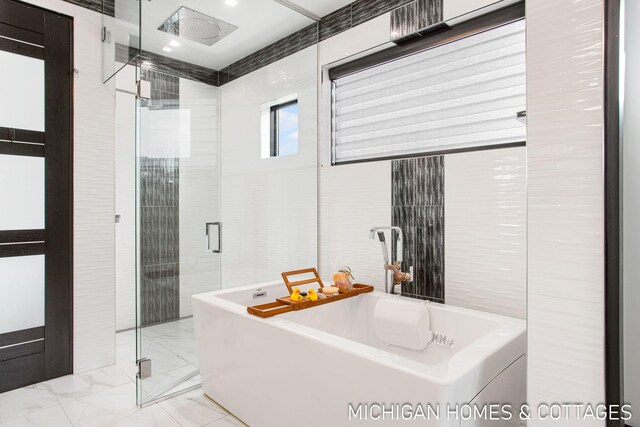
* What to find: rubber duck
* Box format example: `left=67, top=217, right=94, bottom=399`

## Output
left=308, top=288, right=318, bottom=301
left=290, top=288, right=303, bottom=302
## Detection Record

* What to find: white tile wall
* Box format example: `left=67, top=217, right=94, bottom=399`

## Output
left=114, top=90, right=136, bottom=331
left=113, top=63, right=136, bottom=332
left=526, top=0, right=606, bottom=422
left=525, top=0, right=603, bottom=99
left=444, top=147, right=527, bottom=319
left=220, top=46, right=318, bottom=288
left=178, top=78, right=221, bottom=317
left=527, top=294, right=605, bottom=427
left=19, top=0, right=117, bottom=373
left=318, top=161, right=392, bottom=289
left=317, top=8, right=528, bottom=314
left=317, top=12, right=392, bottom=287
left=70, top=5, right=117, bottom=373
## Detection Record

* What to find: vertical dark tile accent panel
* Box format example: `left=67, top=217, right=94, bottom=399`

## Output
left=391, top=1, right=419, bottom=41
left=391, top=156, right=444, bottom=302
left=391, top=0, right=444, bottom=42
left=417, top=0, right=444, bottom=29
left=319, top=4, right=352, bottom=41
left=140, top=264, right=180, bottom=326
left=352, top=0, right=413, bottom=27
left=139, top=70, right=181, bottom=326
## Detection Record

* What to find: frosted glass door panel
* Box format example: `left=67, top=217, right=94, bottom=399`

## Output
left=0, top=155, right=45, bottom=230
left=0, top=50, right=44, bottom=132
left=0, top=255, right=45, bottom=334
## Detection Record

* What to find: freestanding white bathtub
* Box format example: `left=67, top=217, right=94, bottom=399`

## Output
left=193, top=281, right=526, bottom=427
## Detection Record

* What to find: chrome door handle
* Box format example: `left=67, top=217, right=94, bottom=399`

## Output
left=206, top=222, right=221, bottom=253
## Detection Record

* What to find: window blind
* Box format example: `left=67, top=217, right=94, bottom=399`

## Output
left=331, top=19, right=526, bottom=164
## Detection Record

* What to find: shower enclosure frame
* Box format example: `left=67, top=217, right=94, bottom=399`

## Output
left=103, top=0, right=320, bottom=406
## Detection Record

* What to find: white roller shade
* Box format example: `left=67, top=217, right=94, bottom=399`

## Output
left=331, top=19, right=526, bottom=164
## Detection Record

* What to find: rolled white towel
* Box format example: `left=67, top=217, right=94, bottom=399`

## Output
left=373, top=298, right=431, bottom=351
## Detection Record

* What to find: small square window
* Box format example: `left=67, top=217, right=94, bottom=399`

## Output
left=269, top=100, right=298, bottom=157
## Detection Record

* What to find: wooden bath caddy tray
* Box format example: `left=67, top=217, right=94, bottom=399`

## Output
left=246, top=268, right=374, bottom=318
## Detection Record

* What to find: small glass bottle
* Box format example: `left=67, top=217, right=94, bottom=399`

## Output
left=333, top=267, right=353, bottom=293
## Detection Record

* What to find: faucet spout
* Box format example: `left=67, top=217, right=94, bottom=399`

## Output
left=369, top=226, right=403, bottom=262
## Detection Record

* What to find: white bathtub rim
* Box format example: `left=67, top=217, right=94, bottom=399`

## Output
left=192, top=286, right=525, bottom=387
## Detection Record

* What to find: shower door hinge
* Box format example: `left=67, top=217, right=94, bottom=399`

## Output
left=136, top=80, right=151, bottom=100
left=137, top=358, right=152, bottom=379
left=115, top=214, right=121, bottom=223
left=101, top=26, right=111, bottom=43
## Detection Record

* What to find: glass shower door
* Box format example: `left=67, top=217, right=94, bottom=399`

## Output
left=135, top=67, right=221, bottom=404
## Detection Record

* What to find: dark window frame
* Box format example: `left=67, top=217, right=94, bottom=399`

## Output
left=269, top=99, right=298, bottom=158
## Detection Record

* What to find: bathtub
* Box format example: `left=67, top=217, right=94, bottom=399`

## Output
left=193, top=281, right=526, bottom=427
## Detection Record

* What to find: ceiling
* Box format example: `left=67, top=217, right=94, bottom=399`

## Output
left=113, top=0, right=352, bottom=71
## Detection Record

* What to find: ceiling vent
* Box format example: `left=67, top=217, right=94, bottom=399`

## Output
left=158, top=7, right=238, bottom=46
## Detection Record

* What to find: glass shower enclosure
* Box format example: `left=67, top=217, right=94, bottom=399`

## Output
left=103, top=0, right=318, bottom=405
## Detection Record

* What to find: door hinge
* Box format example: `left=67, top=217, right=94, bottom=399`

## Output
left=115, top=214, right=121, bottom=224
left=137, top=358, right=152, bottom=379
left=136, top=80, right=151, bottom=100
left=101, top=26, right=111, bottom=43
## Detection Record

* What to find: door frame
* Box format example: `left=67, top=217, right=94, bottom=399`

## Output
left=0, top=0, right=73, bottom=392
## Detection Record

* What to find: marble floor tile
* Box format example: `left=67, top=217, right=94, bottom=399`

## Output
left=60, top=399, right=124, bottom=427
left=158, top=388, right=227, bottom=426
left=76, top=382, right=138, bottom=416
left=110, top=404, right=181, bottom=427
left=165, top=373, right=201, bottom=396
left=0, top=383, right=59, bottom=423
left=60, top=398, right=180, bottom=427
left=178, top=317, right=194, bottom=328
left=0, top=404, right=71, bottom=427
left=140, top=364, right=199, bottom=400
left=205, top=415, right=247, bottom=427
left=141, top=321, right=193, bottom=340
left=47, top=365, right=132, bottom=402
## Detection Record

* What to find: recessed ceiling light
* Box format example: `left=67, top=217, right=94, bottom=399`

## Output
left=225, top=0, right=238, bottom=7
left=162, top=46, right=172, bottom=52
left=169, top=40, right=180, bottom=47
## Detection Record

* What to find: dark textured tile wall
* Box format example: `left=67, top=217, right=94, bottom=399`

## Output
left=390, top=1, right=418, bottom=41
left=139, top=71, right=181, bottom=326
left=219, top=0, right=446, bottom=83
left=63, top=0, right=104, bottom=14
left=99, top=0, right=441, bottom=88
left=418, top=0, right=444, bottom=29
left=220, top=23, right=319, bottom=84
left=391, top=0, right=444, bottom=41
left=115, top=43, right=220, bottom=87
left=391, top=156, right=444, bottom=302
left=352, top=0, right=413, bottom=27
left=140, top=264, right=180, bottom=326
left=319, top=5, right=352, bottom=41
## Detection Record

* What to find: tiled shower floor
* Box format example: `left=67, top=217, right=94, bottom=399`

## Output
left=0, top=318, right=244, bottom=427
left=116, top=317, right=201, bottom=397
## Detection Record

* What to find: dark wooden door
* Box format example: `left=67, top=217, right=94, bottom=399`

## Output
left=0, top=0, right=73, bottom=393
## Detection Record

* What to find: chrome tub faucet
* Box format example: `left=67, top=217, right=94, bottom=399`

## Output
left=369, top=226, right=413, bottom=294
